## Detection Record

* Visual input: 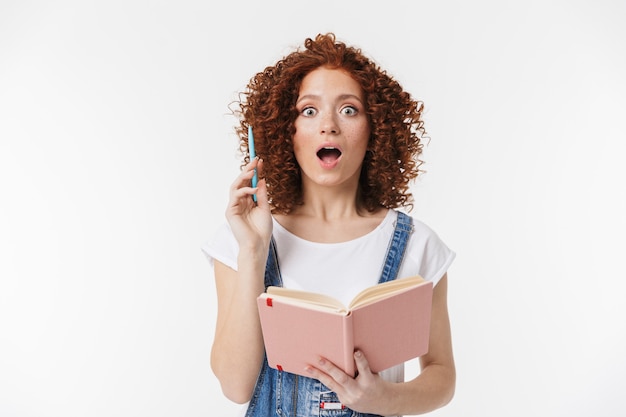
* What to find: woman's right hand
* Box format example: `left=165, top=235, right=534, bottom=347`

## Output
left=225, top=158, right=272, bottom=251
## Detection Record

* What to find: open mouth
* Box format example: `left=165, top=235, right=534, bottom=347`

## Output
left=316, top=147, right=342, bottom=163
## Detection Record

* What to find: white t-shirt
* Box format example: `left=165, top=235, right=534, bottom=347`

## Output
left=202, top=209, right=455, bottom=408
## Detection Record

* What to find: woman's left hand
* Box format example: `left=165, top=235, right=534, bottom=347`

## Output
left=305, top=351, right=393, bottom=415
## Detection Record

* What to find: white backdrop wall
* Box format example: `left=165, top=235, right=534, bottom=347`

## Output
left=1, top=1, right=625, bottom=416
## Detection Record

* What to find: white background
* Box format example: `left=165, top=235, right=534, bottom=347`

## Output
left=1, top=1, right=625, bottom=416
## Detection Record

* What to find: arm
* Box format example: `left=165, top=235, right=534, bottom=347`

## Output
left=210, top=158, right=272, bottom=403
left=306, top=273, right=455, bottom=415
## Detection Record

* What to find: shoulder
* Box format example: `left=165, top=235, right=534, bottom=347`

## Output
left=389, top=209, right=445, bottom=241
left=385, top=209, right=438, bottom=237
left=201, top=221, right=239, bottom=270
left=392, top=210, right=456, bottom=284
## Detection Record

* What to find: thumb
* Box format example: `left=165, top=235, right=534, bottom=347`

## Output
left=354, top=350, right=373, bottom=376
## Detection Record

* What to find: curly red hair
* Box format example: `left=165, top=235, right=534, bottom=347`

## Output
left=234, top=33, right=427, bottom=214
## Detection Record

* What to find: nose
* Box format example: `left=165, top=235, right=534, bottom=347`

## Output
left=320, top=112, right=339, bottom=135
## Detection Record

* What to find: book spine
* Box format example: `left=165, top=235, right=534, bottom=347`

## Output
left=343, top=314, right=355, bottom=377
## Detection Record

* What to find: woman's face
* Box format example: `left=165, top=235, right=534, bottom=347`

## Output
left=293, top=67, right=370, bottom=191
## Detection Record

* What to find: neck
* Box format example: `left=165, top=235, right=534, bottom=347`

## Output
left=275, top=187, right=387, bottom=243
left=297, top=180, right=366, bottom=221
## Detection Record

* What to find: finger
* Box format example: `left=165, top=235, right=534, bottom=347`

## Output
left=353, top=350, right=373, bottom=378
left=229, top=186, right=258, bottom=201
left=315, top=357, right=353, bottom=386
left=254, top=178, right=269, bottom=208
left=230, top=169, right=254, bottom=194
left=246, top=156, right=260, bottom=178
left=246, top=155, right=260, bottom=169
left=240, top=160, right=259, bottom=181
left=255, top=157, right=264, bottom=177
left=304, top=364, right=345, bottom=395
left=229, top=172, right=257, bottom=201
left=249, top=159, right=270, bottom=206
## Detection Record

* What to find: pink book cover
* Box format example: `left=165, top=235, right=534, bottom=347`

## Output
left=256, top=279, right=433, bottom=378
left=352, top=282, right=433, bottom=373
left=257, top=296, right=355, bottom=377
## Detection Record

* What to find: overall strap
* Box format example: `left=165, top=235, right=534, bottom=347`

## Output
left=378, top=211, right=414, bottom=284
left=263, top=236, right=283, bottom=289
left=245, top=237, right=283, bottom=417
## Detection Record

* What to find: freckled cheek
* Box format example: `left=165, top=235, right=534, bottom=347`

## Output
left=345, top=124, right=371, bottom=149
left=293, top=121, right=310, bottom=143
left=293, top=122, right=318, bottom=154
left=291, top=134, right=310, bottom=166
left=292, top=131, right=306, bottom=154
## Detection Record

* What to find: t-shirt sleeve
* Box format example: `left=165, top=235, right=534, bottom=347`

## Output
left=200, top=221, right=240, bottom=271
left=402, top=218, right=456, bottom=287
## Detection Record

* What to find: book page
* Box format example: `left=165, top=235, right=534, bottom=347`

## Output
left=265, top=286, right=347, bottom=312
left=349, top=275, right=425, bottom=309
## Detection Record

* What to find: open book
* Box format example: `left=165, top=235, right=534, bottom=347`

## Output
left=257, top=275, right=433, bottom=377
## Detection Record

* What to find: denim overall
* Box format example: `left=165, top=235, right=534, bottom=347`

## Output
left=245, top=211, right=413, bottom=417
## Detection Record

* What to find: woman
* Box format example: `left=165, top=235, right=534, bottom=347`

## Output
left=203, top=33, right=456, bottom=416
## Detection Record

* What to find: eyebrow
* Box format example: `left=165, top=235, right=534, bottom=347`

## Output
left=296, top=93, right=364, bottom=105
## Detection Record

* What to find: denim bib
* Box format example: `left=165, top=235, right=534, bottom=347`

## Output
left=245, top=211, right=413, bottom=417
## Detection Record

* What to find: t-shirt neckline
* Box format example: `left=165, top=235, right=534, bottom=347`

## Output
left=271, top=209, right=395, bottom=246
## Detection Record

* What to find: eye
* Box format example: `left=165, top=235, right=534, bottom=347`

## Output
left=340, top=106, right=358, bottom=116
left=301, top=107, right=317, bottom=117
